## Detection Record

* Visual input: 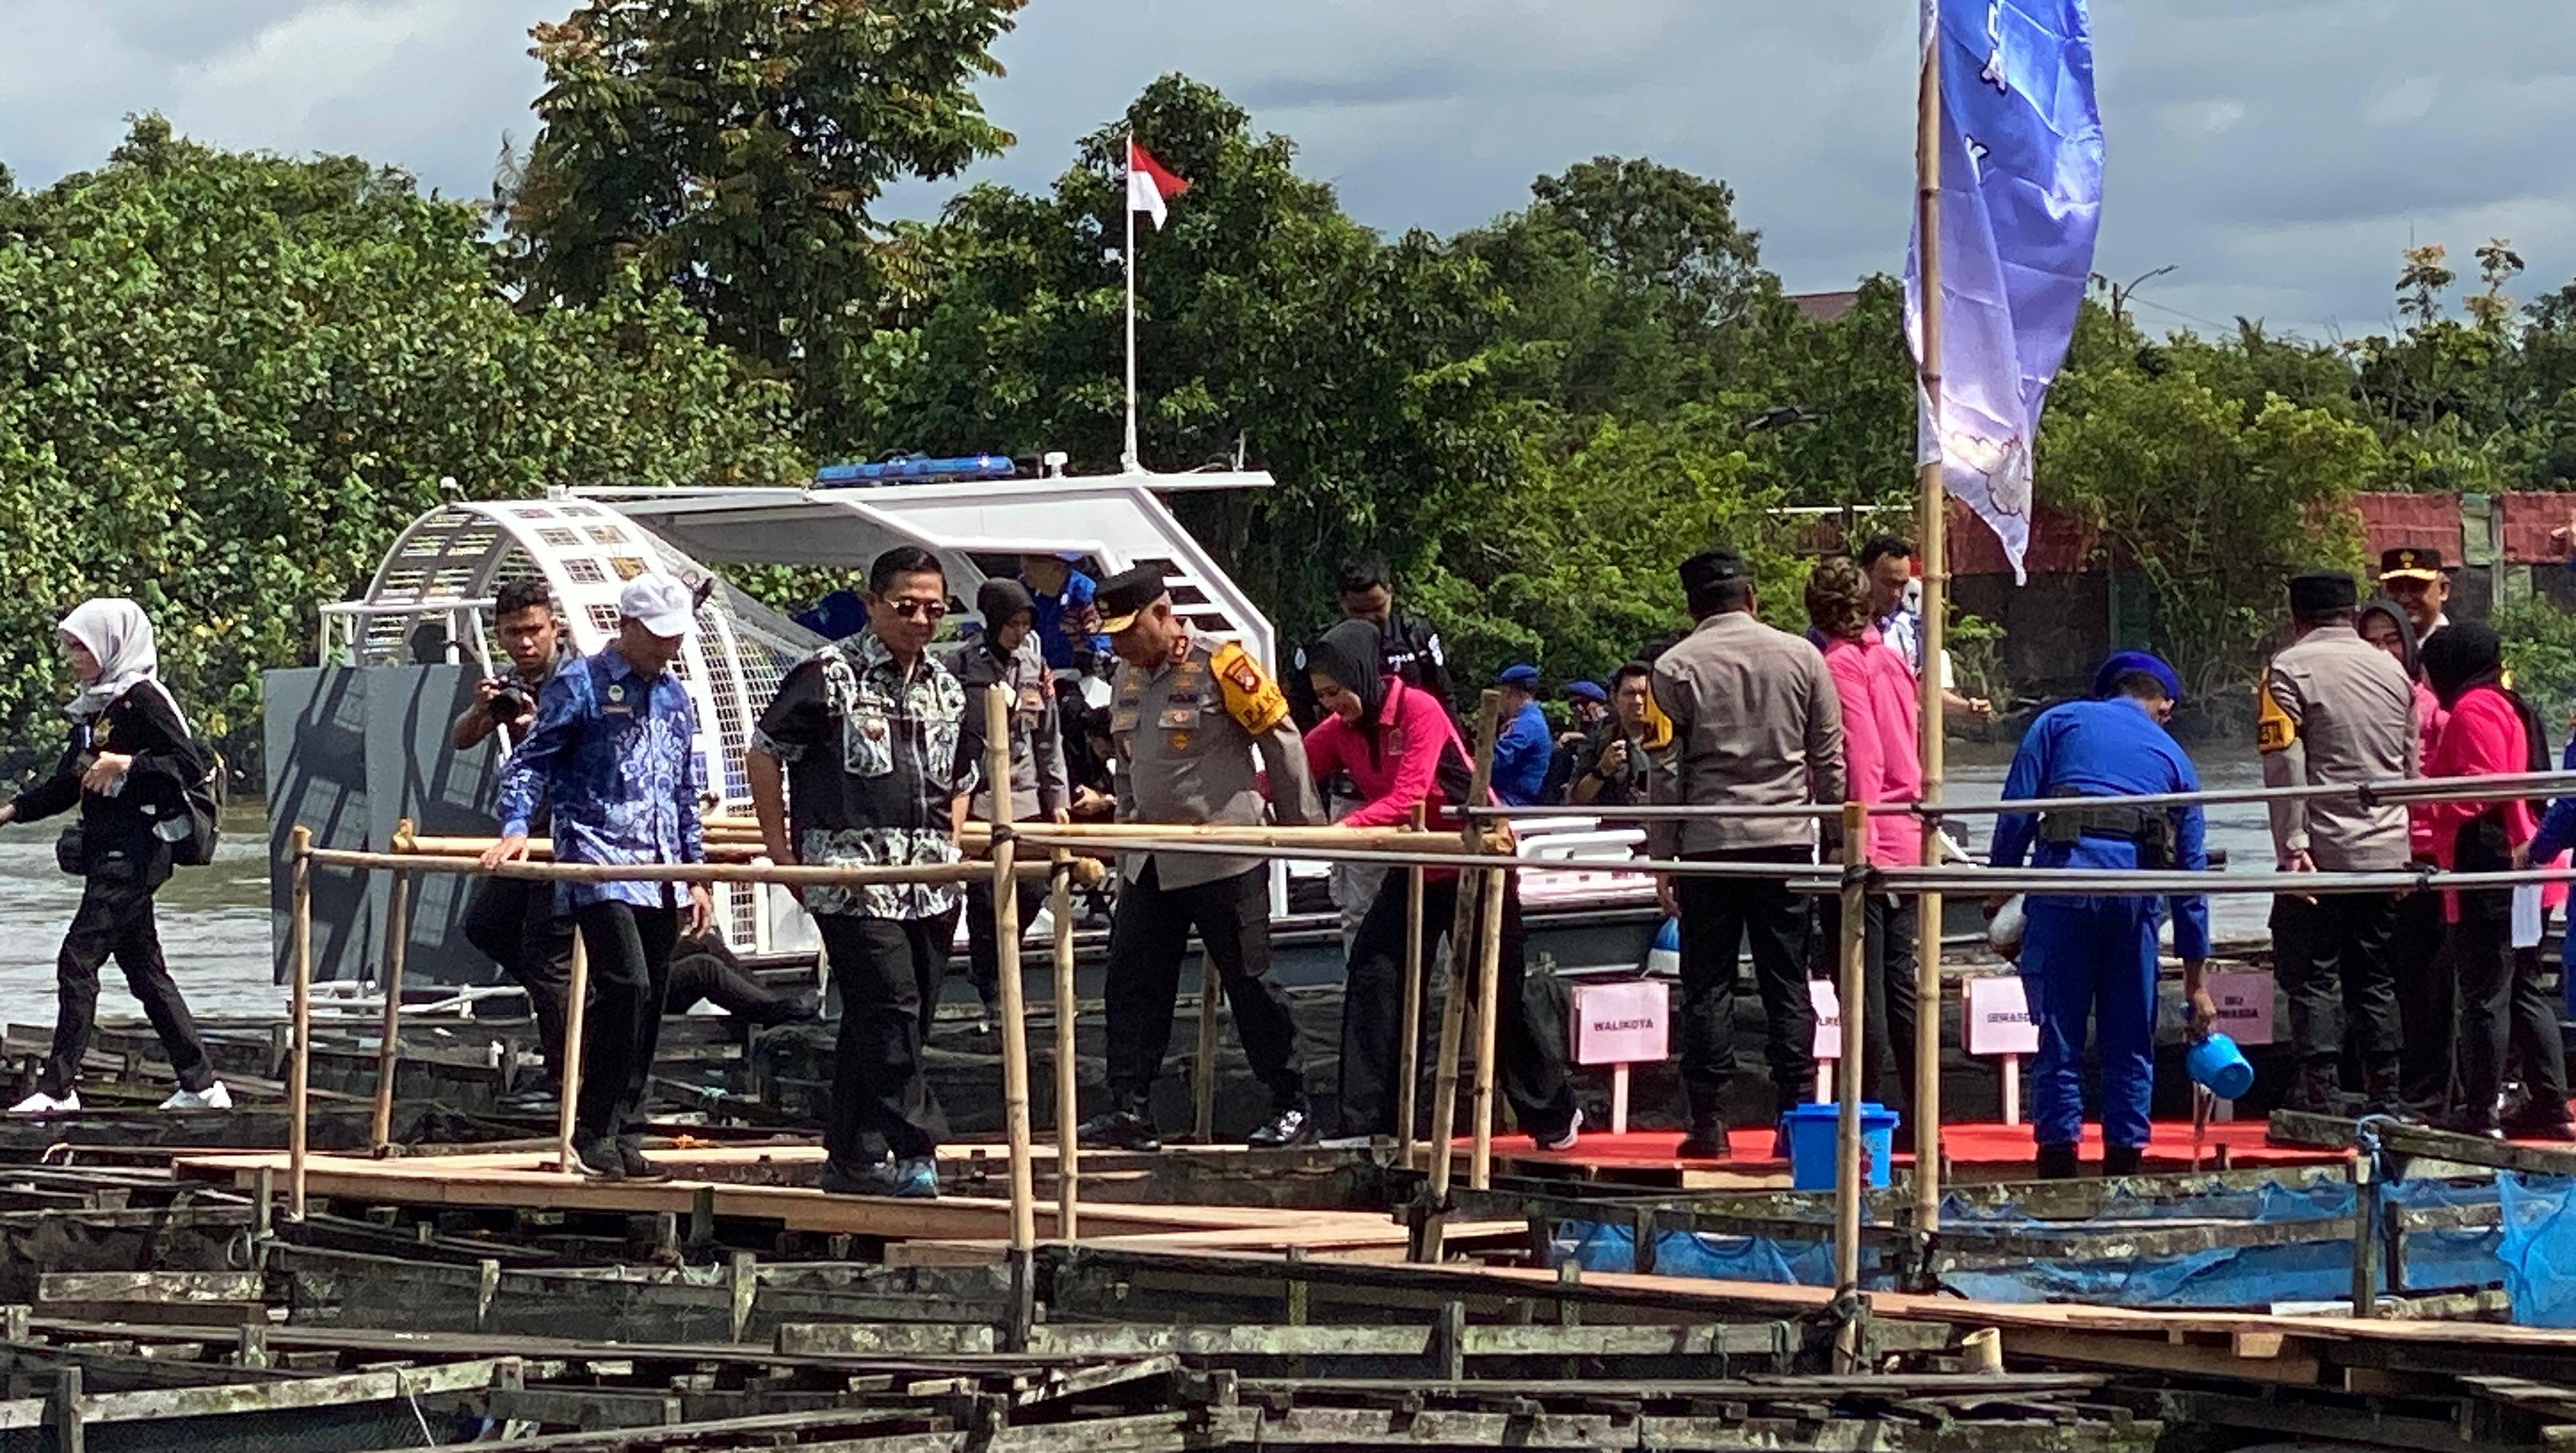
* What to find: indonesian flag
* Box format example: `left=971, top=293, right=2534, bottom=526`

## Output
left=1127, top=140, right=1190, bottom=230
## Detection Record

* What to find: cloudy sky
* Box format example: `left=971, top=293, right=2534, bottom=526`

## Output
left=6, top=0, right=2571, bottom=342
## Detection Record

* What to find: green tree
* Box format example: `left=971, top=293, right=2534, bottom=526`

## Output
left=503, top=0, right=1024, bottom=394
left=0, top=118, right=801, bottom=773
left=2040, top=353, right=2381, bottom=699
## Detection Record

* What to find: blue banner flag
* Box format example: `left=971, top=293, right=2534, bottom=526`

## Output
left=1906, top=0, right=2104, bottom=584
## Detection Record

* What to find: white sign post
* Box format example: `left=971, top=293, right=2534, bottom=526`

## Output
left=1964, top=975, right=2042, bottom=1127
left=1570, top=980, right=1669, bottom=1135
left=1811, top=980, right=1841, bottom=1104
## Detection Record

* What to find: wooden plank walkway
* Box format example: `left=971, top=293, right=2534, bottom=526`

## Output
left=169, top=1143, right=1420, bottom=1251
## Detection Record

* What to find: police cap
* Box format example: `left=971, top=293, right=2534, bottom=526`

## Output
left=2288, top=570, right=2357, bottom=615
left=1095, top=566, right=1168, bottom=634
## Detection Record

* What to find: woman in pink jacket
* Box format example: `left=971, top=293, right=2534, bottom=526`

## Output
left=1805, top=557, right=1925, bottom=1119
left=2419, top=622, right=2569, bottom=1138
left=1303, top=620, right=1581, bottom=1148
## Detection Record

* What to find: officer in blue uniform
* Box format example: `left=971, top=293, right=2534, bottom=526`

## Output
left=1989, top=652, right=2213, bottom=1179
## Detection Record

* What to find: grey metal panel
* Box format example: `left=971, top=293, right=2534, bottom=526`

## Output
left=265, top=664, right=517, bottom=987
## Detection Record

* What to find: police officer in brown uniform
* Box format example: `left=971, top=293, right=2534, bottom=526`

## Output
left=1081, top=566, right=1324, bottom=1151
left=2260, top=570, right=2419, bottom=1116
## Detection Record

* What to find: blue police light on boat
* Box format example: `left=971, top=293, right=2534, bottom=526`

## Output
left=815, top=454, right=1016, bottom=487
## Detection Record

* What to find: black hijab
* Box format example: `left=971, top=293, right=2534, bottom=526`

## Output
left=1304, top=619, right=1390, bottom=724
left=2421, top=620, right=2502, bottom=710
left=2356, top=598, right=2420, bottom=680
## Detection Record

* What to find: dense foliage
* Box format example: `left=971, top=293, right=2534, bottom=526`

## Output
left=14, top=24, right=2576, bottom=772
left=0, top=118, right=800, bottom=773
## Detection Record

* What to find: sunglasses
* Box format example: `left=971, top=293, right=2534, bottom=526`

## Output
left=885, top=599, right=948, bottom=622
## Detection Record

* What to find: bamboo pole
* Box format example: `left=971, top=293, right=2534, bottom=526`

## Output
left=312, top=848, right=1068, bottom=886
left=1415, top=690, right=1504, bottom=1263
left=288, top=826, right=312, bottom=1222
left=1467, top=864, right=1508, bottom=1191
left=555, top=933, right=591, bottom=1175
left=1912, top=21, right=1949, bottom=1246
left=997, top=822, right=1465, bottom=851
left=396, top=833, right=767, bottom=862
left=984, top=685, right=1038, bottom=1253
left=1832, top=802, right=1871, bottom=1372
left=369, top=866, right=411, bottom=1156
left=1050, top=852, right=1079, bottom=1240
left=1394, top=801, right=1429, bottom=1160
left=1192, top=950, right=1219, bottom=1144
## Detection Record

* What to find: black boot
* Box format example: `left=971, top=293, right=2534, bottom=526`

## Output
left=2361, top=1062, right=2415, bottom=1122
left=2035, top=1143, right=2080, bottom=1180
left=2100, top=1144, right=2144, bottom=1178
left=2285, top=1060, right=2349, bottom=1117
left=1079, top=1098, right=1163, bottom=1152
left=1676, top=1120, right=1734, bottom=1161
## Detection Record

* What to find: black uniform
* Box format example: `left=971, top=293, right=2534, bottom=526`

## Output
left=11, top=686, right=218, bottom=1100
left=1287, top=608, right=1453, bottom=728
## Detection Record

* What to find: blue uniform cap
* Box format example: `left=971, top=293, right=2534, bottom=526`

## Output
left=2091, top=650, right=2183, bottom=706
left=1497, top=664, right=1541, bottom=686
left=1565, top=680, right=1608, bottom=704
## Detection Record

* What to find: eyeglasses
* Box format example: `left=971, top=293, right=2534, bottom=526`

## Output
left=886, top=599, right=948, bottom=622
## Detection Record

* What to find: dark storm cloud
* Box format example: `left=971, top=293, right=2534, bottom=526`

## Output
left=4, top=0, right=2570, bottom=339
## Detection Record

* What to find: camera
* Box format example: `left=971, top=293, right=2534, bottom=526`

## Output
left=487, top=680, right=535, bottom=723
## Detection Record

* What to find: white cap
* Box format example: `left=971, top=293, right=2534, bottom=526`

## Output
left=618, top=572, right=697, bottom=639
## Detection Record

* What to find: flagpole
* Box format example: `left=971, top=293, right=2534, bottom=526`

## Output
left=1912, top=10, right=1948, bottom=1245
left=1122, top=130, right=1141, bottom=473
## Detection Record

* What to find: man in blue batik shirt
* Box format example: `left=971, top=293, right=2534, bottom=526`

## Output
left=1990, top=652, right=2212, bottom=1182
left=485, top=573, right=711, bottom=1182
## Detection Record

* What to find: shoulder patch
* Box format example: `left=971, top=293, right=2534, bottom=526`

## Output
left=2255, top=684, right=2296, bottom=754
left=1211, top=640, right=1289, bottom=735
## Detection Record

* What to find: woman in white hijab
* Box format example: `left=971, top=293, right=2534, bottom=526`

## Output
left=0, top=600, right=231, bottom=1114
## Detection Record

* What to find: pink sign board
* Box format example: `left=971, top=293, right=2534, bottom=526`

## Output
left=1570, top=980, right=1669, bottom=1066
left=2204, top=970, right=2276, bottom=1047
left=1964, top=975, right=2041, bottom=1057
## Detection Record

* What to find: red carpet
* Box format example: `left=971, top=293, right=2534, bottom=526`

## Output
left=1470, top=1119, right=2342, bottom=1176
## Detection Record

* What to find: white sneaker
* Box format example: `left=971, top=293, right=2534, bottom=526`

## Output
left=159, top=1082, right=233, bottom=1111
left=8, top=1091, right=77, bottom=1115
left=1537, top=1107, right=1584, bottom=1153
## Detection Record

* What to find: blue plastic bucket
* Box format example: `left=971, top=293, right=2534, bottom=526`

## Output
left=1781, top=1102, right=1899, bottom=1191
left=2186, top=1032, right=2255, bottom=1100
left=1645, top=917, right=1680, bottom=977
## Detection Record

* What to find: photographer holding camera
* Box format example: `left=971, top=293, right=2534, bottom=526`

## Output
left=453, top=578, right=580, bottom=1089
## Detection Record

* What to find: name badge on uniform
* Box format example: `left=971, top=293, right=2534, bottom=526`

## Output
left=1112, top=708, right=1141, bottom=733
left=1158, top=706, right=1197, bottom=730
left=603, top=682, right=635, bottom=718
left=1165, top=691, right=1201, bottom=706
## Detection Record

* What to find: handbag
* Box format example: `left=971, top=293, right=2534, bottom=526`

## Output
left=53, top=825, right=85, bottom=877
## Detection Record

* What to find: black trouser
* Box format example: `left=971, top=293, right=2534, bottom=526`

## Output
left=1336, top=870, right=1577, bottom=1141
left=1103, top=862, right=1303, bottom=1112
left=42, top=876, right=214, bottom=1098
left=2272, top=890, right=2402, bottom=1093
left=1676, top=847, right=1814, bottom=1124
left=667, top=933, right=809, bottom=1025
left=2449, top=890, right=2572, bottom=1124
left=962, top=876, right=1049, bottom=1014
left=569, top=898, right=679, bottom=1146
left=1815, top=891, right=1918, bottom=1116
left=464, top=875, right=576, bottom=1078
left=2392, top=885, right=2454, bottom=1110
left=817, top=910, right=959, bottom=1166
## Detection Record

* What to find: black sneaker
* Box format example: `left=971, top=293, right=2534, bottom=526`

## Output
left=2101, top=1144, right=2145, bottom=1177
left=2502, top=1107, right=2576, bottom=1142
left=572, top=1138, right=625, bottom=1181
left=1675, top=1124, right=1733, bottom=1161
left=1246, top=1106, right=1315, bottom=1149
left=2438, top=1109, right=2506, bottom=1141
left=1079, top=1108, right=1162, bottom=1152
left=617, top=1138, right=673, bottom=1182
left=2036, top=1143, right=2081, bottom=1179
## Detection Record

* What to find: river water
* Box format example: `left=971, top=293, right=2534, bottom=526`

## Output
left=0, top=750, right=2275, bottom=1021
